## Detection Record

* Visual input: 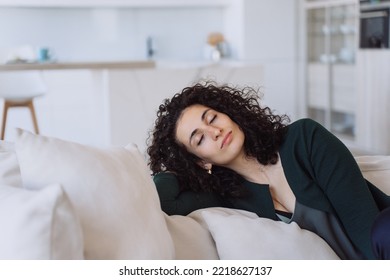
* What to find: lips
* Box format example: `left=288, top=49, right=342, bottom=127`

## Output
left=221, top=131, right=232, bottom=149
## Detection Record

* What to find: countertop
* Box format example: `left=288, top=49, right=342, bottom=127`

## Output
left=0, top=60, right=156, bottom=71
left=0, top=59, right=265, bottom=72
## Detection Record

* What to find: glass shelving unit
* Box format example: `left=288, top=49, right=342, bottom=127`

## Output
left=305, top=0, right=359, bottom=139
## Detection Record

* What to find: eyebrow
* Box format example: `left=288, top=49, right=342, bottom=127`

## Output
left=189, top=108, right=211, bottom=145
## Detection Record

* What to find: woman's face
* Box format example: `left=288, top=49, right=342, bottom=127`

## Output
left=175, top=104, right=245, bottom=168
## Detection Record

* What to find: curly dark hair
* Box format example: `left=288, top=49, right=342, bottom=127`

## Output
left=147, top=81, right=290, bottom=197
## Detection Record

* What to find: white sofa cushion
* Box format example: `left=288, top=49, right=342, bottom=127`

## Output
left=0, top=183, right=83, bottom=259
left=164, top=212, right=219, bottom=260
left=356, top=156, right=390, bottom=194
left=14, top=129, right=174, bottom=260
left=199, top=207, right=340, bottom=260
left=0, top=141, right=22, bottom=187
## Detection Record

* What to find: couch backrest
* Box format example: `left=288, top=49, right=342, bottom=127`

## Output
left=356, top=156, right=390, bottom=195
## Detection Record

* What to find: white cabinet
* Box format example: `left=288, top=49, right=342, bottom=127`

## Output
left=356, top=50, right=390, bottom=155
left=38, top=70, right=108, bottom=146
left=332, top=64, right=356, bottom=114
left=307, top=63, right=329, bottom=110
left=302, top=0, right=390, bottom=155
left=303, top=0, right=359, bottom=140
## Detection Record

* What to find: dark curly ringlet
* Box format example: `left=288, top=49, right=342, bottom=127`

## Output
left=146, top=81, right=290, bottom=197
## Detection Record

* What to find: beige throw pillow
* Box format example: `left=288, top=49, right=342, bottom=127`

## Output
left=14, top=129, right=174, bottom=259
left=0, top=141, right=22, bottom=187
left=200, top=208, right=340, bottom=260
left=164, top=212, right=219, bottom=260
left=0, top=184, right=83, bottom=259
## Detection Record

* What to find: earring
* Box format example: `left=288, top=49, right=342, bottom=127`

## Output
left=208, top=168, right=212, bottom=175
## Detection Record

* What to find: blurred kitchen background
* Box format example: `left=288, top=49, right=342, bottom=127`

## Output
left=0, top=0, right=389, bottom=156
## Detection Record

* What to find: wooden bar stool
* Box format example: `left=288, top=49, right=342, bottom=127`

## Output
left=0, top=71, right=46, bottom=140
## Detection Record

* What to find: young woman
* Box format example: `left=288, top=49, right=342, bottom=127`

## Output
left=147, top=82, right=390, bottom=260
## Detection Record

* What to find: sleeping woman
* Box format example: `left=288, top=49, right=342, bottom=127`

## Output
left=146, top=81, right=390, bottom=260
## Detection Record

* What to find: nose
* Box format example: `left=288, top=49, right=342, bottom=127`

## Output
left=206, top=126, right=221, bottom=140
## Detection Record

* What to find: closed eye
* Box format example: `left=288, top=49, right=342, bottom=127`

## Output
left=197, top=135, right=204, bottom=146
left=209, top=115, right=216, bottom=124
left=197, top=115, right=216, bottom=146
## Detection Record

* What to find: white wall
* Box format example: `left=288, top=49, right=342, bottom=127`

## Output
left=0, top=7, right=224, bottom=61
left=225, top=0, right=299, bottom=120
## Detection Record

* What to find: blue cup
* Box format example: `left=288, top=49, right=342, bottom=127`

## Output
left=38, top=48, right=51, bottom=62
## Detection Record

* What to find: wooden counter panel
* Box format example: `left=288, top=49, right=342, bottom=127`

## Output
left=0, top=60, right=155, bottom=71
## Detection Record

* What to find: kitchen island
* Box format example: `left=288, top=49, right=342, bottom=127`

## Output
left=0, top=60, right=264, bottom=153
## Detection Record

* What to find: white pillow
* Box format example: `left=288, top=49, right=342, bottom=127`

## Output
left=200, top=208, right=340, bottom=260
left=0, top=141, right=22, bottom=187
left=356, top=156, right=390, bottom=194
left=14, top=129, right=174, bottom=260
left=0, top=184, right=83, bottom=259
left=164, top=212, right=219, bottom=260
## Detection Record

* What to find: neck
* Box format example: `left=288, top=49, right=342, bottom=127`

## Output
left=225, top=155, right=267, bottom=183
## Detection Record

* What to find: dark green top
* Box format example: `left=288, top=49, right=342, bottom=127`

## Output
left=153, top=118, right=390, bottom=259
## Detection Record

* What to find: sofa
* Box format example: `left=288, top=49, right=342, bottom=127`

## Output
left=1, top=128, right=389, bottom=260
